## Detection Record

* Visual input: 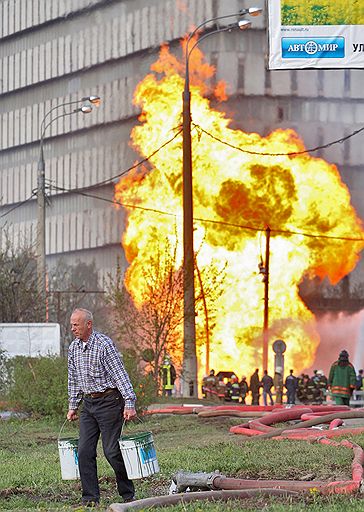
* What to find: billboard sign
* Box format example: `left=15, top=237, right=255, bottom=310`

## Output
left=0, top=323, right=60, bottom=357
left=267, top=1, right=364, bottom=69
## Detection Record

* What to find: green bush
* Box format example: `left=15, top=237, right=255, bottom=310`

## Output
left=6, top=355, right=68, bottom=416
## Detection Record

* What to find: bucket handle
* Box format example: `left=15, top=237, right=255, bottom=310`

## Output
left=121, top=415, right=143, bottom=437
left=58, top=418, right=69, bottom=440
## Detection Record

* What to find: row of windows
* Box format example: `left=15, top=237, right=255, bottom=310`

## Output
left=1, top=204, right=124, bottom=255
left=0, top=135, right=131, bottom=205
left=0, top=0, right=103, bottom=39
left=0, top=0, right=213, bottom=93
left=1, top=76, right=137, bottom=150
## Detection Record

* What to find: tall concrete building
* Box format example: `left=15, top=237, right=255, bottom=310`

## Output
left=1, top=0, right=363, bottom=297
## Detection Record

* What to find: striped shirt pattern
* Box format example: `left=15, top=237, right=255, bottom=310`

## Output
left=68, top=330, right=136, bottom=410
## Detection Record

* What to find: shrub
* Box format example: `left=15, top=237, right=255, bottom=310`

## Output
left=6, top=355, right=68, bottom=416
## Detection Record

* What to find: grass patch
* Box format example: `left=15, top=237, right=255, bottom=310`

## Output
left=0, top=412, right=364, bottom=510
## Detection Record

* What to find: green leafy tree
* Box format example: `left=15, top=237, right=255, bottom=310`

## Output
left=0, top=235, right=43, bottom=322
left=107, top=240, right=226, bottom=392
left=107, top=245, right=184, bottom=388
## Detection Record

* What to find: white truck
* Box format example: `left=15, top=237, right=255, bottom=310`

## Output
left=0, top=323, right=61, bottom=357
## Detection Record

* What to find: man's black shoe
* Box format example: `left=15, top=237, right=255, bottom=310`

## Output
left=123, top=496, right=135, bottom=503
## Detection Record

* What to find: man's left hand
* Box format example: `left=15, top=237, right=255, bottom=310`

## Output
left=124, top=407, right=137, bottom=420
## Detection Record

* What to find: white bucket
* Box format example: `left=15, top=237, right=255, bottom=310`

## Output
left=58, top=437, right=80, bottom=480
left=119, top=431, right=159, bottom=479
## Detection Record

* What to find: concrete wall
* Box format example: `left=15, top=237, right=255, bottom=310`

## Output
left=0, top=0, right=363, bottom=285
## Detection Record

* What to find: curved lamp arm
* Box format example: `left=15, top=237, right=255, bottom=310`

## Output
left=39, top=95, right=101, bottom=138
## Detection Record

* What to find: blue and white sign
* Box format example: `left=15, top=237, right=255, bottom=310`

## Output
left=281, top=37, right=345, bottom=59
left=267, top=1, right=364, bottom=69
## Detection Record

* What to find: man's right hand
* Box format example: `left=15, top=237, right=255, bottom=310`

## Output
left=67, top=410, right=78, bottom=421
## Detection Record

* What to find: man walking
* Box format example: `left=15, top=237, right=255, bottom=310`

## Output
left=67, top=308, right=137, bottom=507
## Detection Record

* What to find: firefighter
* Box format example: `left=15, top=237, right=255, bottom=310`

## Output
left=239, top=375, right=249, bottom=404
left=226, top=375, right=240, bottom=403
left=297, top=374, right=309, bottom=404
left=230, top=375, right=240, bottom=404
left=161, top=355, right=176, bottom=397
left=216, top=375, right=226, bottom=401
left=306, top=374, right=317, bottom=404
left=202, top=369, right=218, bottom=400
left=328, top=350, right=356, bottom=406
left=316, top=370, right=328, bottom=404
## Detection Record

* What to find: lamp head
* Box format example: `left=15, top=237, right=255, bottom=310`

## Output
left=238, top=19, right=252, bottom=30
left=82, top=95, right=101, bottom=107
left=239, top=7, right=263, bottom=17
left=248, top=7, right=263, bottom=16
left=80, top=103, right=93, bottom=114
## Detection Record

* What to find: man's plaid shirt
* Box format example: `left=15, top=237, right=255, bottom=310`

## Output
left=68, top=330, right=136, bottom=411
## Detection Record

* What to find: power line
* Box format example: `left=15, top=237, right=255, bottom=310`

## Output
left=193, top=123, right=364, bottom=157
left=81, top=126, right=183, bottom=189
left=3, top=120, right=362, bottom=244
left=196, top=217, right=364, bottom=242
left=1, top=127, right=182, bottom=219
left=49, top=182, right=364, bottom=243
left=1, top=120, right=359, bottom=222
left=48, top=182, right=178, bottom=219
left=0, top=192, right=37, bottom=219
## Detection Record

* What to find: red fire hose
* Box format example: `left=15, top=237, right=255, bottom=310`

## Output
left=140, top=404, right=364, bottom=503
left=145, top=404, right=350, bottom=416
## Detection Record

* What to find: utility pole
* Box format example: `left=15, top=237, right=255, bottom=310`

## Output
left=262, top=226, right=271, bottom=372
left=37, top=146, right=46, bottom=318
left=182, top=73, right=198, bottom=397
left=181, top=7, right=262, bottom=397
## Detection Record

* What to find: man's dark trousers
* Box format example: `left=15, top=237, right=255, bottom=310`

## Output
left=287, top=389, right=296, bottom=404
left=78, top=391, right=135, bottom=504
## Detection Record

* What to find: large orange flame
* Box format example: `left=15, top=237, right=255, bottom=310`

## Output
left=114, top=40, right=364, bottom=379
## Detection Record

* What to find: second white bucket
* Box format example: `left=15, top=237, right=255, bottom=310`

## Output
left=119, top=431, right=159, bottom=479
left=58, top=438, right=80, bottom=480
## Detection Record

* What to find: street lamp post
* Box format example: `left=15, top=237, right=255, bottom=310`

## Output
left=37, top=96, right=101, bottom=319
left=181, top=8, right=262, bottom=397
left=262, top=226, right=271, bottom=372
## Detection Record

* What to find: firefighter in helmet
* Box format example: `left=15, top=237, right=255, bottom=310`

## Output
left=161, top=355, right=176, bottom=396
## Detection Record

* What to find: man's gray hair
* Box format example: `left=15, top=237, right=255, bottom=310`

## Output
left=72, top=308, right=93, bottom=322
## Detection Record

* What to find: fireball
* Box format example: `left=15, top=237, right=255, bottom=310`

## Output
left=114, top=40, right=364, bottom=379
